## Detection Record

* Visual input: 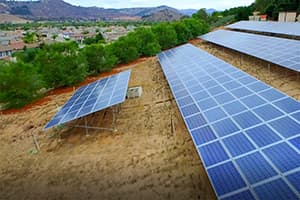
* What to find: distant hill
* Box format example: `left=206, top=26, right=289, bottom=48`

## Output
left=142, top=9, right=184, bottom=22
left=0, top=0, right=187, bottom=21
left=0, top=14, right=30, bottom=23
left=206, top=8, right=217, bottom=15
left=180, top=9, right=198, bottom=16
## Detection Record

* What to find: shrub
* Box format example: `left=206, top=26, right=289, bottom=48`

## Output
left=83, top=44, right=117, bottom=75
left=172, top=22, right=193, bottom=44
left=182, top=18, right=210, bottom=37
left=152, top=23, right=178, bottom=50
left=0, top=61, right=44, bottom=108
left=130, top=27, right=161, bottom=56
left=109, top=35, right=140, bottom=64
left=36, top=42, right=88, bottom=88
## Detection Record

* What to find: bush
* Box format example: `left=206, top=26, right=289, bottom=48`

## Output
left=172, top=22, right=193, bottom=44
left=0, top=61, right=43, bottom=108
left=36, top=42, right=88, bottom=88
left=182, top=18, right=210, bottom=37
left=130, top=27, right=161, bottom=56
left=152, top=23, right=178, bottom=50
left=14, top=47, right=39, bottom=63
left=83, top=44, right=117, bottom=75
left=109, top=35, right=140, bottom=64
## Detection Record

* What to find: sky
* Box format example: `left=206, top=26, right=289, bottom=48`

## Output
left=62, top=0, right=254, bottom=10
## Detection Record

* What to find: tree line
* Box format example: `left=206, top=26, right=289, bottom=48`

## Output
left=0, top=18, right=209, bottom=109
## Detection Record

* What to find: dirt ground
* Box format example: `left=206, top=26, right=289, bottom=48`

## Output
left=1, top=40, right=300, bottom=200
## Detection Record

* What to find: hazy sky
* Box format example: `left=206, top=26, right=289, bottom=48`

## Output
left=63, top=0, right=254, bottom=10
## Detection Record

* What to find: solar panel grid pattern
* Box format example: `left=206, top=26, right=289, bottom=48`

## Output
left=44, top=70, right=131, bottom=129
left=199, top=30, right=300, bottom=72
left=226, top=21, right=300, bottom=37
left=158, top=44, right=300, bottom=200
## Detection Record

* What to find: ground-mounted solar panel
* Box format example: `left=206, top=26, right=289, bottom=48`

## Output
left=157, top=44, right=300, bottom=200
left=226, top=20, right=300, bottom=37
left=44, top=70, right=131, bottom=129
left=199, top=30, right=300, bottom=72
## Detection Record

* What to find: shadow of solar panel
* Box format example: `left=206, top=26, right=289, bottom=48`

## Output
left=44, top=70, right=131, bottom=129
left=157, top=44, right=300, bottom=199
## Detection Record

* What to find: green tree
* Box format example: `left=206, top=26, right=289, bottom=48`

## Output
left=182, top=18, right=210, bottom=37
left=192, top=8, right=209, bottom=21
left=36, top=42, right=88, bottom=88
left=255, top=0, right=272, bottom=13
left=0, top=61, right=43, bottom=108
left=173, top=22, right=193, bottom=44
left=109, top=35, right=140, bottom=64
left=22, top=32, right=36, bottom=44
left=83, top=44, right=117, bottom=75
left=14, top=48, right=38, bottom=63
left=152, top=23, right=178, bottom=50
left=130, top=27, right=161, bottom=56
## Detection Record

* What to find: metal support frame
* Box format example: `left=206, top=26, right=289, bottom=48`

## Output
left=68, top=104, right=121, bottom=134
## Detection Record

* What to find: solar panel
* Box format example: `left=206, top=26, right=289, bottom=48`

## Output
left=199, top=30, right=300, bottom=72
left=226, top=21, right=300, bottom=37
left=44, top=70, right=131, bottom=129
left=157, top=44, right=300, bottom=200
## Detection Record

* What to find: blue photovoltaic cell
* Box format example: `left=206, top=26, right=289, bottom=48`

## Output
left=221, top=190, right=255, bottom=200
left=157, top=44, right=300, bottom=199
left=223, top=133, right=255, bottom=157
left=233, top=111, right=261, bottom=129
left=198, top=141, right=229, bottom=167
left=259, top=89, right=285, bottom=102
left=204, top=107, right=227, bottom=122
left=212, top=118, right=240, bottom=137
left=191, top=126, right=217, bottom=145
left=253, top=104, right=283, bottom=121
left=240, top=95, right=266, bottom=108
left=44, top=70, right=131, bottom=129
left=254, top=179, right=299, bottom=200
left=269, top=116, right=300, bottom=138
left=226, top=21, right=300, bottom=37
left=274, top=97, right=300, bottom=113
left=236, top=152, right=277, bottom=184
left=263, top=142, right=300, bottom=173
left=200, top=30, right=300, bottom=72
left=185, top=113, right=207, bottom=130
left=289, top=136, right=300, bottom=150
left=208, top=162, right=246, bottom=196
left=286, top=171, right=300, bottom=192
left=222, top=100, right=247, bottom=115
left=245, top=125, right=281, bottom=147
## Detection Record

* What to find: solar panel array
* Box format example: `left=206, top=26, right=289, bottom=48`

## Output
left=199, top=30, right=300, bottom=72
left=226, top=20, right=300, bottom=37
left=44, top=70, right=131, bottom=129
left=158, top=44, right=300, bottom=200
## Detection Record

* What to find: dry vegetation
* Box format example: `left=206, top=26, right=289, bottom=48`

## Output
left=1, top=40, right=300, bottom=200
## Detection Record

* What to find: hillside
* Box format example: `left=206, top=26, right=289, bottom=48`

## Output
left=0, top=14, right=30, bottom=23
left=142, top=9, right=184, bottom=22
left=0, top=0, right=187, bottom=21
